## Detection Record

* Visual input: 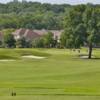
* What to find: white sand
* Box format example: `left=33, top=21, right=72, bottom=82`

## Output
left=0, top=60, right=16, bottom=62
left=22, top=55, right=46, bottom=59
left=80, top=55, right=95, bottom=59
left=80, top=56, right=88, bottom=59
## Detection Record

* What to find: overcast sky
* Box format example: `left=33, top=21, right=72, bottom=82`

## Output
left=0, top=0, right=100, bottom=5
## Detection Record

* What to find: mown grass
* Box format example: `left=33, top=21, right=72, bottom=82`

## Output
left=1, top=96, right=100, bottom=100
left=0, top=48, right=100, bottom=100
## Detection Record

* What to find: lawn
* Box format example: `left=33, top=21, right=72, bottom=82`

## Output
left=0, top=48, right=100, bottom=99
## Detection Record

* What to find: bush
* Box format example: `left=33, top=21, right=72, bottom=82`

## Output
left=32, top=37, right=44, bottom=48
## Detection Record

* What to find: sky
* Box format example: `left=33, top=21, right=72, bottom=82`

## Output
left=0, top=0, right=100, bottom=5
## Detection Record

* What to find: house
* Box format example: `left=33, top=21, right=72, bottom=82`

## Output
left=50, top=30, right=63, bottom=42
left=12, top=28, right=62, bottom=42
left=12, top=28, right=40, bottom=41
left=34, top=29, right=63, bottom=42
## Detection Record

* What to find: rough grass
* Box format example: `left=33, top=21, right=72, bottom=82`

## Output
left=0, top=48, right=100, bottom=100
left=0, top=48, right=50, bottom=60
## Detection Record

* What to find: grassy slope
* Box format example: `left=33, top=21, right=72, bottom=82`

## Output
left=0, top=48, right=100, bottom=99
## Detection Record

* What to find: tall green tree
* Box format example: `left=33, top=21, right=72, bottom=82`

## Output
left=43, top=32, right=54, bottom=48
left=3, top=33, right=15, bottom=48
left=61, top=5, right=85, bottom=48
left=16, top=37, right=27, bottom=48
left=62, top=5, right=100, bottom=59
left=83, top=5, right=100, bottom=59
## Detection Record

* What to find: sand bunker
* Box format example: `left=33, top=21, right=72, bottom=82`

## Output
left=22, top=55, right=46, bottom=59
left=0, top=59, right=16, bottom=62
left=80, top=55, right=95, bottom=59
left=80, top=56, right=89, bottom=59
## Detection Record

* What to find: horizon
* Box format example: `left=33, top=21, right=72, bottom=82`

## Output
left=0, top=0, right=100, bottom=5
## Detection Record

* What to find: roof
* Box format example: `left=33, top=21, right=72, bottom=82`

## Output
left=13, top=28, right=62, bottom=40
left=12, top=28, right=26, bottom=36
left=34, top=29, right=47, bottom=36
left=24, top=29, right=40, bottom=40
left=34, top=29, right=63, bottom=39
left=13, top=28, right=40, bottom=40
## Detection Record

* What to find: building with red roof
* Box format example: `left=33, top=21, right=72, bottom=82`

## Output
left=12, top=28, right=62, bottom=42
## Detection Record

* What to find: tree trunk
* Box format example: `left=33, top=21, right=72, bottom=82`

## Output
left=88, top=43, right=92, bottom=59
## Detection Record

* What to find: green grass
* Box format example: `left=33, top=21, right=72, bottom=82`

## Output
left=1, top=96, right=100, bottom=100
left=0, top=48, right=100, bottom=99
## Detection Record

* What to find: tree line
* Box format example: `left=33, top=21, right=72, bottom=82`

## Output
left=0, top=1, right=71, bottom=30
